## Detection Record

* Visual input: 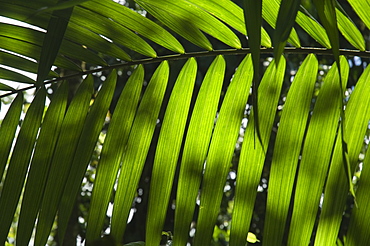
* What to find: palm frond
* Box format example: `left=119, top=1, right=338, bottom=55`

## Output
left=0, top=0, right=370, bottom=245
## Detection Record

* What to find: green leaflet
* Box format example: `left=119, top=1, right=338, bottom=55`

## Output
left=0, top=35, right=81, bottom=72
left=34, top=0, right=91, bottom=13
left=273, top=0, right=301, bottom=63
left=194, top=54, right=250, bottom=246
left=346, top=146, right=370, bottom=246
left=185, top=0, right=271, bottom=47
left=229, top=57, right=286, bottom=246
left=71, top=6, right=155, bottom=58
left=0, top=82, right=16, bottom=92
left=296, top=7, right=331, bottom=48
left=336, top=7, right=365, bottom=51
left=35, top=76, right=94, bottom=246
left=347, top=0, right=370, bottom=30
left=146, top=58, right=197, bottom=246
left=111, top=61, right=169, bottom=241
left=66, top=22, right=131, bottom=61
left=315, top=61, right=370, bottom=246
left=16, top=82, right=68, bottom=245
left=86, top=66, right=144, bottom=242
left=173, top=56, right=225, bottom=246
left=57, top=71, right=116, bottom=245
left=136, top=0, right=241, bottom=50
left=263, top=54, right=318, bottom=246
left=313, top=0, right=340, bottom=69
left=263, top=0, right=301, bottom=48
left=0, top=67, right=35, bottom=84
left=1, top=21, right=106, bottom=69
left=0, top=50, right=58, bottom=78
left=0, top=93, right=23, bottom=183
left=37, top=0, right=74, bottom=87
left=83, top=0, right=185, bottom=54
left=243, top=0, right=263, bottom=150
left=0, top=88, right=46, bottom=245
left=287, top=56, right=349, bottom=245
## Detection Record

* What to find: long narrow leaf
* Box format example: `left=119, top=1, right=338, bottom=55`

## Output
left=229, top=57, right=286, bottom=246
left=111, top=61, right=169, bottom=242
left=37, top=2, right=73, bottom=87
left=314, top=62, right=370, bottom=245
left=185, top=0, right=272, bottom=48
left=243, top=0, right=263, bottom=149
left=35, top=76, right=94, bottom=246
left=173, top=55, right=225, bottom=246
left=86, top=65, right=144, bottom=242
left=57, top=71, right=116, bottom=245
left=16, top=81, right=68, bottom=245
left=0, top=93, right=23, bottom=180
left=194, top=55, right=255, bottom=246
left=263, top=0, right=301, bottom=48
left=273, top=0, right=301, bottom=62
left=296, top=7, right=331, bottom=48
left=287, top=56, right=349, bottom=245
left=346, top=146, right=370, bottom=246
left=347, top=0, right=370, bottom=30
left=263, top=54, right=318, bottom=246
left=82, top=0, right=185, bottom=54
left=135, top=0, right=211, bottom=50
left=0, top=88, right=46, bottom=245
left=146, top=58, right=197, bottom=246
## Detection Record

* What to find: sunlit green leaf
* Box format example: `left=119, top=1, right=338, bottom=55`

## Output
left=37, top=1, right=74, bottom=87
left=146, top=58, right=197, bottom=246
left=230, top=57, right=286, bottom=246
left=173, top=55, right=225, bottom=246
left=273, top=0, right=301, bottom=63
left=111, top=61, right=169, bottom=241
left=315, top=61, right=370, bottom=245
left=296, top=6, right=331, bottom=48
left=0, top=88, right=45, bottom=245
left=57, top=71, right=116, bottom=245
left=16, top=82, right=68, bottom=245
left=136, top=0, right=242, bottom=50
left=82, top=0, right=185, bottom=54
left=287, top=56, right=349, bottom=245
left=35, top=76, right=94, bottom=246
left=86, top=66, right=144, bottom=242
left=263, top=54, right=318, bottom=246
left=186, top=0, right=271, bottom=47
left=336, top=7, right=366, bottom=51
left=263, top=0, right=301, bottom=47
left=347, top=0, right=370, bottom=30
left=0, top=93, right=23, bottom=181
left=346, top=146, right=370, bottom=246
left=194, top=55, right=253, bottom=246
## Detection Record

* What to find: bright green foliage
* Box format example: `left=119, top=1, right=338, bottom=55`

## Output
left=111, top=61, right=169, bottom=241
left=86, top=66, right=144, bottom=242
left=0, top=0, right=370, bottom=246
left=263, top=54, right=318, bottom=246
left=0, top=89, right=45, bottom=244
left=146, top=58, right=197, bottom=246
left=17, top=82, right=68, bottom=245
left=288, top=56, right=349, bottom=245
left=35, top=77, right=94, bottom=246
left=230, top=57, right=286, bottom=246
left=194, top=54, right=253, bottom=246
left=174, top=56, right=225, bottom=246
